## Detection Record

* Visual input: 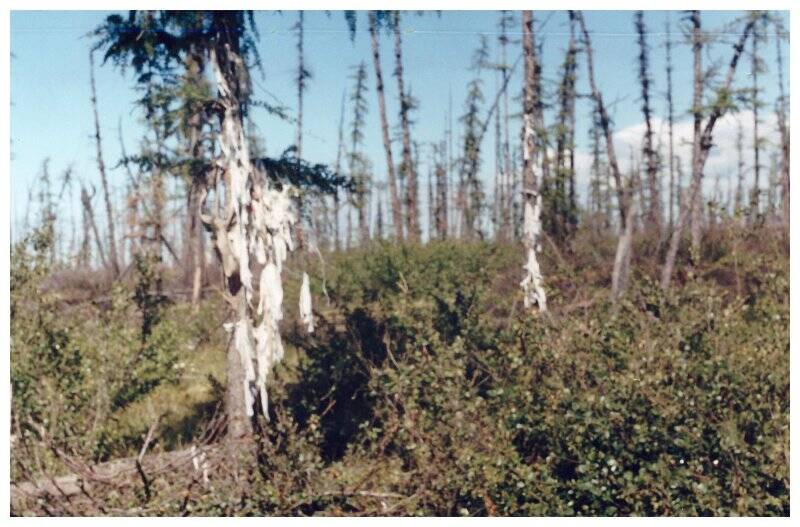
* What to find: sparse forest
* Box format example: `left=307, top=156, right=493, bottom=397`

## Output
left=9, top=9, right=789, bottom=516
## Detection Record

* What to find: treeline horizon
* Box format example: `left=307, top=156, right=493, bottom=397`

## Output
left=14, top=10, right=788, bottom=294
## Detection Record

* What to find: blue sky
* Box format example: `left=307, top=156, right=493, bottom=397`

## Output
left=10, top=10, right=789, bottom=242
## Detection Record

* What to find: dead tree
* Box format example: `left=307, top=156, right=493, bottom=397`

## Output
left=661, top=12, right=756, bottom=290
left=748, top=15, right=765, bottom=225
left=774, top=17, right=789, bottom=232
left=434, top=140, right=449, bottom=239
left=520, top=10, right=547, bottom=313
left=665, top=13, right=676, bottom=231
left=577, top=12, right=628, bottom=224
left=89, top=50, right=120, bottom=277
left=576, top=11, right=635, bottom=302
left=636, top=11, right=661, bottom=233
left=80, top=184, right=108, bottom=270
left=393, top=12, right=421, bottom=242
left=368, top=11, right=403, bottom=241
left=294, top=11, right=310, bottom=249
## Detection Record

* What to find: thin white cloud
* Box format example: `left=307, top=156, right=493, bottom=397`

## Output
left=573, top=109, right=782, bottom=204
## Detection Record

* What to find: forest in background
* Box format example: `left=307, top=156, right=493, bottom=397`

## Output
left=10, top=10, right=789, bottom=516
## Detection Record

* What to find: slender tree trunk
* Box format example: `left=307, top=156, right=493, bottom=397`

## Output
left=520, top=10, right=547, bottom=312
left=500, top=12, right=513, bottom=241
left=89, top=50, right=119, bottom=277
left=333, top=90, right=346, bottom=251
left=775, top=20, right=790, bottom=233
left=393, top=13, right=420, bottom=242
left=636, top=11, right=661, bottom=233
left=295, top=11, right=307, bottom=249
left=577, top=12, right=628, bottom=224
left=749, top=20, right=762, bottom=226
left=435, top=142, right=449, bottom=239
left=735, top=119, right=745, bottom=216
left=661, top=14, right=755, bottom=290
left=577, top=11, right=634, bottom=301
left=80, top=185, right=108, bottom=270
left=369, top=12, right=403, bottom=241
left=665, top=14, right=676, bottom=232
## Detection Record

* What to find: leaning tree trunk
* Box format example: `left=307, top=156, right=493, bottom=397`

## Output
left=80, top=185, right=108, bottom=270
left=661, top=14, right=755, bottom=290
left=520, top=11, right=547, bottom=313
left=369, top=11, right=403, bottom=241
left=577, top=10, right=634, bottom=302
left=89, top=50, right=120, bottom=278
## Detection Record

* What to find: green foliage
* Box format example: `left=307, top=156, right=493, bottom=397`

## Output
left=269, top=237, right=787, bottom=516
left=11, top=234, right=185, bottom=475
left=12, top=232, right=788, bottom=516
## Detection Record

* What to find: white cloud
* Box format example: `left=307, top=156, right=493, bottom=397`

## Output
left=573, top=110, right=783, bottom=206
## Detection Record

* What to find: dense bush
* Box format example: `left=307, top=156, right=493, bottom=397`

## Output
left=269, top=236, right=788, bottom=516
left=11, top=231, right=186, bottom=478
left=11, top=230, right=789, bottom=516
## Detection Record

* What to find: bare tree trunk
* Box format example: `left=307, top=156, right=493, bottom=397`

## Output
left=636, top=11, right=661, bottom=233
left=333, top=90, right=346, bottom=251
left=295, top=11, right=308, bottom=249
left=665, top=14, right=676, bottom=233
left=611, top=172, right=640, bottom=304
left=735, top=119, right=745, bottom=216
left=520, top=10, right=547, bottom=313
left=661, top=13, right=755, bottom=290
left=748, top=20, right=763, bottom=227
left=775, top=19, right=790, bottom=233
left=689, top=15, right=711, bottom=253
left=80, top=185, right=108, bottom=270
left=89, top=50, right=119, bottom=277
left=369, top=11, right=403, bottom=241
left=577, top=11, right=634, bottom=301
left=576, top=12, right=628, bottom=224
left=393, top=13, right=420, bottom=242
left=435, top=141, right=449, bottom=239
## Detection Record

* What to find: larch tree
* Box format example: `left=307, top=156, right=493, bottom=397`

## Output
left=294, top=10, right=311, bottom=249
left=95, top=11, right=344, bottom=442
left=551, top=10, right=579, bottom=240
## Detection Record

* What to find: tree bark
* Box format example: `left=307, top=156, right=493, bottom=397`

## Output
left=775, top=20, right=790, bottom=233
left=577, top=12, right=628, bottom=225
left=665, top=14, right=676, bottom=232
left=89, top=50, right=120, bottom=278
left=520, top=10, right=547, bottom=313
left=369, top=11, right=403, bottom=241
left=661, top=14, right=755, bottom=290
left=80, top=185, right=108, bottom=270
left=577, top=11, right=635, bottom=301
left=636, top=11, right=661, bottom=233
left=748, top=19, right=762, bottom=227
left=393, top=13, right=420, bottom=242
